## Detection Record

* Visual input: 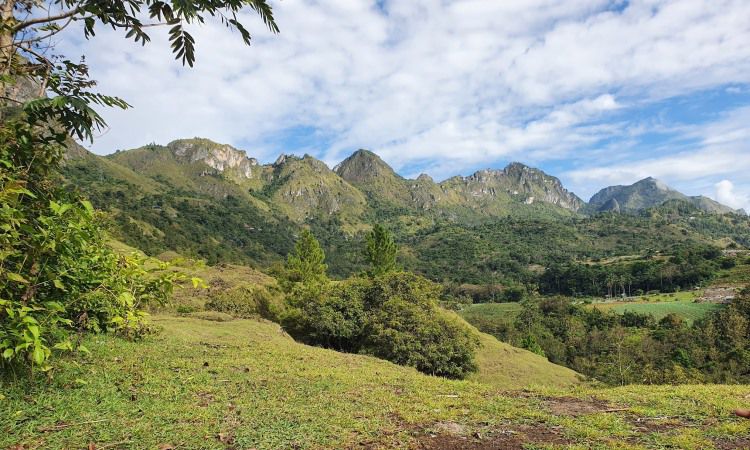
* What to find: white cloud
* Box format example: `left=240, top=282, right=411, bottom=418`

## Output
left=715, top=180, right=750, bottom=212
left=563, top=106, right=750, bottom=209
left=54, top=0, right=750, bottom=199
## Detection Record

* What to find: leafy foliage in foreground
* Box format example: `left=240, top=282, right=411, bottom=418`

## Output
left=0, top=115, right=179, bottom=373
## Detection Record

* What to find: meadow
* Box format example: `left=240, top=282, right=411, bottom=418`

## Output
left=2, top=316, right=749, bottom=450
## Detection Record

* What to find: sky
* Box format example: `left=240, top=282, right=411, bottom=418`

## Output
left=58, top=0, right=750, bottom=210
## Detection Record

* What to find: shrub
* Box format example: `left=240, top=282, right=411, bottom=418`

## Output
left=282, top=272, right=480, bottom=379
left=282, top=280, right=367, bottom=352
left=364, top=296, right=479, bottom=378
left=205, top=284, right=284, bottom=321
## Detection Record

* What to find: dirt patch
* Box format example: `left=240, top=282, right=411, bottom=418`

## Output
left=698, top=286, right=738, bottom=303
left=713, top=436, right=750, bottom=450
left=626, top=416, right=691, bottom=434
left=414, top=424, right=570, bottom=450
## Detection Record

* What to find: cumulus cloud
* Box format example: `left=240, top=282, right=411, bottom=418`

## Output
left=56, top=0, right=750, bottom=201
left=715, top=180, right=750, bottom=212
left=563, top=106, right=750, bottom=209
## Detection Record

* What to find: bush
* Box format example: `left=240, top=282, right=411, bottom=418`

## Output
left=282, top=280, right=368, bottom=352
left=205, top=284, right=284, bottom=321
left=282, top=272, right=480, bottom=379
left=365, top=296, right=479, bottom=378
left=502, top=285, right=526, bottom=302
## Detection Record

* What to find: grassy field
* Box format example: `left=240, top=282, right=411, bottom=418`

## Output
left=592, top=291, right=724, bottom=324
left=459, top=302, right=522, bottom=324
left=2, top=316, right=749, bottom=449
left=600, top=301, right=723, bottom=323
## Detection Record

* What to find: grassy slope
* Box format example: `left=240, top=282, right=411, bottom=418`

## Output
left=469, top=332, right=580, bottom=388
left=3, top=316, right=749, bottom=450
left=460, top=302, right=522, bottom=324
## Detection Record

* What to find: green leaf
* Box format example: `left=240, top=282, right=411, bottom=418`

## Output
left=53, top=279, right=66, bottom=290
left=32, top=345, right=45, bottom=365
left=77, top=344, right=90, bottom=354
left=53, top=341, right=73, bottom=351
left=6, top=273, right=28, bottom=284
left=27, top=324, right=40, bottom=339
left=2, top=348, right=13, bottom=359
left=81, top=200, right=94, bottom=216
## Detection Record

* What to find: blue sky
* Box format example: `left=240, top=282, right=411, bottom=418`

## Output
left=60, top=0, right=750, bottom=210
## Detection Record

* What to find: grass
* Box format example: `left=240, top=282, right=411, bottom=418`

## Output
left=459, top=302, right=522, bottom=324
left=2, top=316, right=748, bottom=449
left=469, top=332, right=581, bottom=388
left=592, top=291, right=723, bottom=324
left=604, top=301, right=723, bottom=323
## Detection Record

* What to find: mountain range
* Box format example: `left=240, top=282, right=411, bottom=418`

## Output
left=61, top=137, right=750, bottom=281
left=67, top=137, right=742, bottom=220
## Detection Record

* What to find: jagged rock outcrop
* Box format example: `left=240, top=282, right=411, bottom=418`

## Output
left=168, top=139, right=259, bottom=179
left=439, top=163, right=585, bottom=213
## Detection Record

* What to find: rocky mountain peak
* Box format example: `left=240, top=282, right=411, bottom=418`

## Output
left=588, top=177, right=738, bottom=214
left=168, top=138, right=259, bottom=178
left=334, top=149, right=399, bottom=184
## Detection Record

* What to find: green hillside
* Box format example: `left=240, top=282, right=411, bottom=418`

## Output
left=60, top=139, right=750, bottom=288
left=3, top=315, right=748, bottom=449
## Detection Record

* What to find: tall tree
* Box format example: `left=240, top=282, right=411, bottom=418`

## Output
left=365, top=224, right=397, bottom=277
left=285, top=229, right=328, bottom=286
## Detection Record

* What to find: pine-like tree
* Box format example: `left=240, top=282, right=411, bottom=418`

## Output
left=285, top=229, right=328, bottom=286
left=365, top=224, right=398, bottom=277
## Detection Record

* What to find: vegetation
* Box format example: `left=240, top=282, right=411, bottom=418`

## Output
left=462, top=288, right=750, bottom=385
left=205, top=284, right=284, bottom=321
left=364, top=224, right=398, bottom=276
left=0, top=97, right=183, bottom=372
left=281, top=229, right=328, bottom=288
left=281, top=232, right=480, bottom=379
left=2, top=316, right=748, bottom=449
left=0, top=0, right=280, bottom=375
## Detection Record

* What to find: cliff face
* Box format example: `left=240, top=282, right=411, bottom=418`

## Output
left=437, top=163, right=584, bottom=213
left=168, top=139, right=260, bottom=180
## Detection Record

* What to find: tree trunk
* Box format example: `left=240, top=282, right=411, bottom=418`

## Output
left=1, top=0, right=17, bottom=118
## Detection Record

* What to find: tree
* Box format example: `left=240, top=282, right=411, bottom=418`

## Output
left=365, top=224, right=397, bottom=276
left=284, top=229, right=328, bottom=287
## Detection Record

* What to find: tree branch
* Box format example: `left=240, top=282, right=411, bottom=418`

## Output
left=6, top=14, right=76, bottom=47
left=12, top=7, right=81, bottom=33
